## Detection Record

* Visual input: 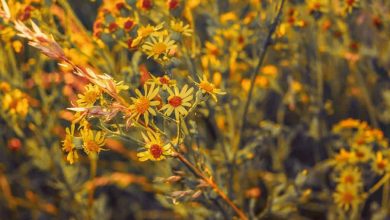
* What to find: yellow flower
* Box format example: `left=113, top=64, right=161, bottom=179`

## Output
left=335, top=166, right=362, bottom=187
left=350, top=145, right=373, bottom=163
left=147, top=75, right=176, bottom=90
left=128, top=84, right=160, bottom=125
left=142, top=35, right=176, bottom=62
left=344, top=0, right=359, bottom=14
left=132, top=23, right=164, bottom=47
left=333, top=149, right=352, bottom=168
left=2, top=89, right=29, bottom=118
left=137, top=131, right=173, bottom=161
left=170, top=20, right=192, bottom=37
left=161, top=85, right=194, bottom=121
left=76, top=84, right=102, bottom=107
left=194, top=75, right=226, bottom=102
left=62, top=124, right=78, bottom=164
left=372, top=152, right=390, bottom=175
left=80, top=128, right=105, bottom=155
left=333, top=184, right=361, bottom=211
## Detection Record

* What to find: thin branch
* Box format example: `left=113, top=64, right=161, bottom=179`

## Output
left=174, top=152, right=248, bottom=220
left=237, top=0, right=286, bottom=150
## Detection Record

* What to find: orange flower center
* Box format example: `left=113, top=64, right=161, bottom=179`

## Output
left=150, top=144, right=163, bottom=159
left=346, top=0, right=355, bottom=6
left=355, top=150, right=365, bottom=159
left=199, top=81, right=214, bottom=93
left=341, top=192, right=354, bottom=204
left=85, top=140, right=100, bottom=152
left=377, top=160, right=387, bottom=170
left=169, top=96, right=182, bottom=107
left=135, top=97, right=150, bottom=114
left=152, top=42, right=167, bottom=55
left=159, top=77, right=170, bottom=84
left=343, top=175, right=354, bottom=184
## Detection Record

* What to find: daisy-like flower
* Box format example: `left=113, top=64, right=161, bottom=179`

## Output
left=350, top=145, right=373, bottom=163
left=170, top=20, right=192, bottom=37
left=147, top=75, right=176, bottom=90
left=142, top=35, right=176, bottom=62
left=137, top=131, right=173, bottom=161
left=194, top=75, right=226, bottom=102
left=344, top=0, right=359, bottom=14
left=372, top=152, right=390, bottom=175
left=76, top=84, right=102, bottom=107
left=335, top=166, right=362, bottom=187
left=333, top=184, right=361, bottom=211
left=131, top=23, right=164, bottom=47
left=62, top=124, right=78, bottom=164
left=128, top=84, right=160, bottom=125
left=332, top=149, right=352, bottom=168
left=161, top=84, right=194, bottom=121
left=80, top=128, right=105, bottom=155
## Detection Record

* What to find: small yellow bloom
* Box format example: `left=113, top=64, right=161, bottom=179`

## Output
left=160, top=85, right=194, bottom=121
left=372, top=152, right=390, bottom=175
left=147, top=75, right=176, bottom=90
left=333, top=149, right=352, bottom=168
left=350, top=145, right=373, bottom=163
left=137, top=131, right=173, bottom=161
left=62, top=124, right=78, bottom=164
left=335, top=166, right=362, bottom=187
left=76, top=84, right=102, bottom=107
left=132, top=23, right=164, bottom=47
left=2, top=89, right=29, bottom=118
left=170, top=20, right=192, bottom=37
left=194, top=75, right=226, bottom=102
left=80, top=128, right=106, bottom=155
left=142, top=35, right=176, bottom=62
left=333, top=184, right=361, bottom=211
left=128, top=84, right=160, bottom=125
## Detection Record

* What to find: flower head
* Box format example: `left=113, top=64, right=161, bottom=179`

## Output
left=2, top=89, right=29, bottom=118
left=128, top=84, right=160, bottom=125
left=161, top=85, right=193, bottom=121
left=335, top=166, right=362, bottom=187
left=372, top=152, right=390, bottom=175
left=132, top=23, right=164, bottom=47
left=62, top=124, right=78, bottom=164
left=142, top=35, right=176, bottom=62
left=333, top=184, right=361, bottom=211
left=147, top=75, right=176, bottom=90
left=80, top=128, right=106, bottom=155
left=76, top=84, right=102, bottom=107
left=170, top=20, right=192, bottom=37
left=194, top=75, right=226, bottom=102
left=137, top=131, right=173, bottom=161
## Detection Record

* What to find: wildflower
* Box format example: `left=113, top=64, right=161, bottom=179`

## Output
left=142, top=35, right=176, bottom=62
left=350, top=145, right=373, bottom=163
left=194, top=75, right=226, bottom=102
left=2, top=89, right=29, bottom=118
left=147, top=75, right=176, bottom=90
left=333, top=184, right=361, bottom=211
left=335, top=166, right=362, bottom=187
left=76, top=84, right=102, bottom=107
left=131, top=23, right=164, bottom=47
left=372, top=152, right=390, bottom=175
left=170, top=20, right=192, bottom=37
left=137, top=131, right=173, bottom=161
left=161, top=84, right=194, bottom=121
left=80, top=128, right=106, bottom=155
left=333, top=149, right=352, bottom=168
left=344, top=0, right=359, bottom=14
left=62, top=124, right=79, bottom=164
left=128, top=84, right=160, bottom=125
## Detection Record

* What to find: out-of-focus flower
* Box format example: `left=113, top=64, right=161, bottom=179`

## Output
left=372, top=152, right=390, bottom=175
left=333, top=184, right=361, bottom=211
left=132, top=23, right=164, bottom=47
left=147, top=75, right=176, bottom=90
left=2, top=88, right=29, bottom=118
left=335, top=166, right=362, bottom=187
left=170, top=20, right=192, bottom=37
left=194, top=75, right=225, bottom=102
left=62, top=124, right=78, bottom=164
